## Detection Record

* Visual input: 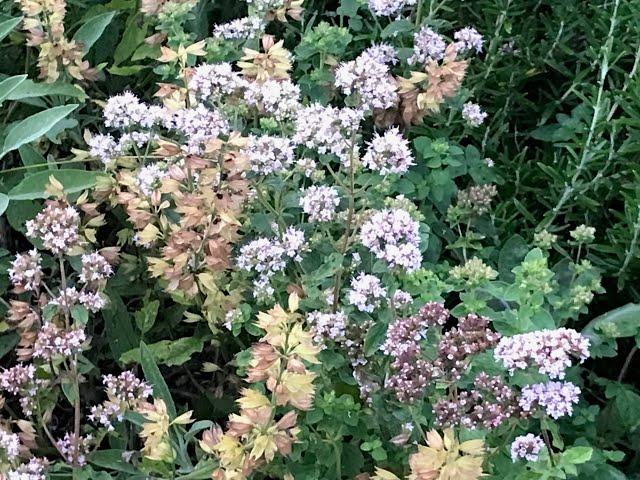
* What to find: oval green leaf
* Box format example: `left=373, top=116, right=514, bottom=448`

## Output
left=0, top=16, right=22, bottom=42
left=1, top=104, right=78, bottom=158
left=0, top=75, right=27, bottom=104
left=73, top=12, right=116, bottom=55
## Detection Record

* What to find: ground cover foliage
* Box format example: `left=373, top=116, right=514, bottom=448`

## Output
left=0, top=0, right=639, bottom=478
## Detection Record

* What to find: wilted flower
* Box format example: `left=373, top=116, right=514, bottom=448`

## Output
left=408, top=428, right=486, bottom=480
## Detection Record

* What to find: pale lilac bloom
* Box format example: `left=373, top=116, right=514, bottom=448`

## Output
left=347, top=273, right=387, bottom=312
left=511, top=434, right=544, bottom=462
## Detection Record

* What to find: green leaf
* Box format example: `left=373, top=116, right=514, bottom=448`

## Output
left=134, top=300, right=159, bottom=334
left=18, top=144, right=49, bottom=174
left=73, top=12, right=116, bottom=54
left=0, top=193, right=8, bottom=217
left=140, top=341, right=176, bottom=418
left=9, top=169, right=104, bottom=200
left=0, top=75, right=27, bottom=104
left=90, top=449, right=138, bottom=474
left=363, top=321, right=387, bottom=356
left=114, top=14, right=147, bottom=65
left=0, top=16, right=22, bottom=42
left=120, top=336, right=204, bottom=366
left=562, top=446, right=593, bottom=464
left=0, top=332, right=19, bottom=359
left=102, top=292, right=139, bottom=361
left=381, top=19, right=414, bottom=38
left=7, top=80, right=86, bottom=101
left=71, top=304, right=89, bottom=326
left=0, top=104, right=78, bottom=158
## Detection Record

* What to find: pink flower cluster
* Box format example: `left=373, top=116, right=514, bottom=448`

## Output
left=299, top=185, right=340, bottom=222
left=360, top=208, right=422, bottom=272
left=494, top=328, right=590, bottom=379
left=33, top=323, right=86, bottom=360
left=26, top=201, right=80, bottom=255
left=519, top=381, right=581, bottom=419
left=362, top=127, right=414, bottom=175
left=347, top=273, right=387, bottom=313
left=8, top=250, right=42, bottom=292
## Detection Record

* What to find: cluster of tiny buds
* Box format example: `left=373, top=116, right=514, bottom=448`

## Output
left=434, top=313, right=501, bottom=380
left=433, top=373, right=525, bottom=430
left=382, top=302, right=449, bottom=402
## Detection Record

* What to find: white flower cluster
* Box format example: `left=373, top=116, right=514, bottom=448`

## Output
left=363, top=43, right=399, bottom=65
left=6, top=457, right=48, bottom=480
left=293, top=103, right=363, bottom=166
left=103, top=92, right=152, bottom=129
left=89, top=371, right=153, bottom=431
left=237, top=227, right=308, bottom=302
left=368, top=0, right=417, bottom=17
left=48, top=287, right=108, bottom=313
left=0, top=428, right=21, bottom=461
left=307, top=310, right=348, bottom=346
left=299, top=185, right=340, bottom=222
left=360, top=208, right=422, bottom=272
left=246, top=0, right=285, bottom=13
left=409, top=26, right=446, bottom=65
left=335, top=49, right=398, bottom=111
left=8, top=249, right=43, bottom=292
left=244, top=79, right=301, bottom=121
left=212, top=16, right=266, bottom=40
left=169, top=104, right=230, bottom=154
left=510, top=434, right=544, bottom=462
left=189, top=62, right=246, bottom=103
left=494, top=328, right=590, bottom=379
left=243, top=135, right=295, bottom=175
left=136, top=163, right=168, bottom=196
left=462, top=102, right=488, bottom=126
left=454, top=27, right=484, bottom=54
left=55, top=433, right=92, bottom=466
left=362, top=127, right=414, bottom=175
left=347, top=273, right=387, bottom=313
